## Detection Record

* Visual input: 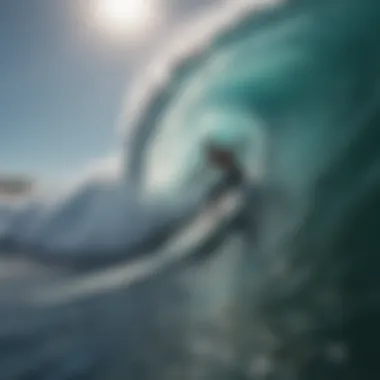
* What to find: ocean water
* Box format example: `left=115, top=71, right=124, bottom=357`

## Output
left=1, top=0, right=380, bottom=378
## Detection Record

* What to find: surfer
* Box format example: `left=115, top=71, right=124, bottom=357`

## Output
left=204, top=141, right=245, bottom=202
left=204, top=140, right=262, bottom=245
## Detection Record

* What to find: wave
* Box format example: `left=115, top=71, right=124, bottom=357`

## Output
left=1, top=0, right=380, bottom=379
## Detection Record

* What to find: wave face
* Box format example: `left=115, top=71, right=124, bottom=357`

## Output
left=2, top=0, right=380, bottom=379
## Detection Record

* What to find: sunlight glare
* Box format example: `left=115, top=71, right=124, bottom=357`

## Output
left=93, top=0, right=160, bottom=38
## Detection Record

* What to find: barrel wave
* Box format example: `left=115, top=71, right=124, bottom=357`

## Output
left=0, top=0, right=380, bottom=379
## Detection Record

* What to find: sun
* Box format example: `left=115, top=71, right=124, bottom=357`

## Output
left=93, top=0, right=159, bottom=38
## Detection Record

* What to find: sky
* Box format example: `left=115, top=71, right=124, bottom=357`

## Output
left=0, top=0, right=220, bottom=187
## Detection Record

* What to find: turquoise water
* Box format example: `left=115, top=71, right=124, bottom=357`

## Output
left=124, top=0, right=380, bottom=377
